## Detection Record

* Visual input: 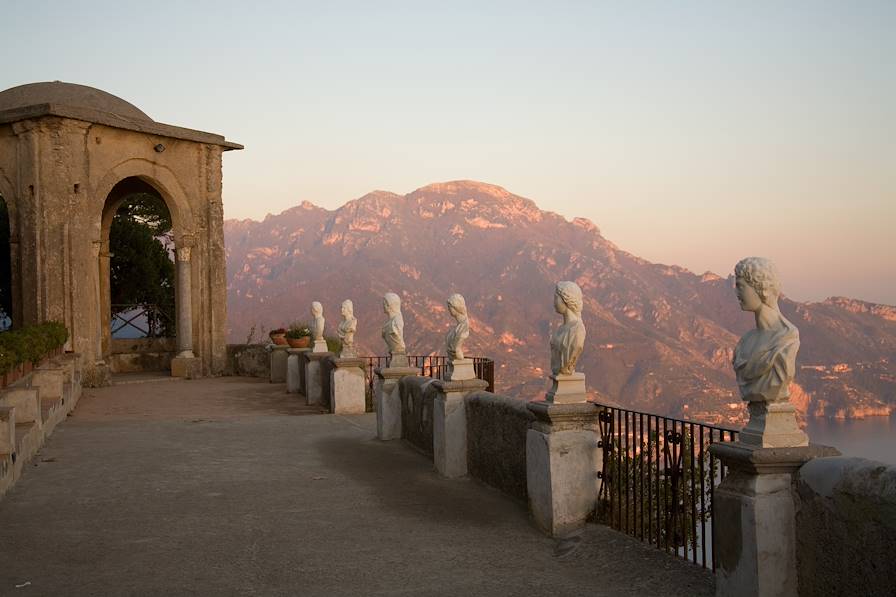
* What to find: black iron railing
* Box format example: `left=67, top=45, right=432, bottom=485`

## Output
left=111, top=303, right=174, bottom=338
left=363, top=355, right=495, bottom=397
left=595, top=404, right=738, bottom=570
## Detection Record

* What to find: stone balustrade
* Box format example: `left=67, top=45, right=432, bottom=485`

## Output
left=0, top=353, right=83, bottom=498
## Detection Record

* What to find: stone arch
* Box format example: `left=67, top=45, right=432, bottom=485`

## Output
left=93, top=158, right=194, bottom=243
left=0, top=168, right=16, bottom=237
left=94, top=162, right=194, bottom=370
left=0, top=167, right=19, bottom=329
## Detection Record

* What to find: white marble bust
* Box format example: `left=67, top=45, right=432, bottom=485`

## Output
left=381, top=292, right=406, bottom=361
left=311, top=301, right=325, bottom=342
left=337, top=299, right=358, bottom=358
left=550, top=281, right=586, bottom=376
left=445, top=293, right=470, bottom=361
left=732, top=257, right=799, bottom=402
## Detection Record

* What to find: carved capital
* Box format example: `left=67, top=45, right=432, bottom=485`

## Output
left=176, top=246, right=192, bottom=262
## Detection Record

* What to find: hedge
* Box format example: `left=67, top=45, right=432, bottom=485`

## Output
left=0, top=321, right=68, bottom=375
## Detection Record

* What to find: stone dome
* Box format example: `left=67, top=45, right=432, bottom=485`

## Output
left=0, top=81, right=152, bottom=122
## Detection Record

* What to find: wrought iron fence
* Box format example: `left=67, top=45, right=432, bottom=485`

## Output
left=594, top=403, right=738, bottom=570
left=110, top=303, right=174, bottom=338
left=363, top=355, right=495, bottom=398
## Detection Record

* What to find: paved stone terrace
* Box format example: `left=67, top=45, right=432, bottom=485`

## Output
left=0, top=377, right=713, bottom=596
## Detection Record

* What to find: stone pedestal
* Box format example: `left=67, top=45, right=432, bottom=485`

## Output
left=0, top=406, right=15, bottom=457
left=286, top=348, right=308, bottom=394
left=270, top=345, right=289, bottom=383
left=31, top=367, right=64, bottom=402
left=446, top=358, right=475, bottom=382
left=374, top=366, right=419, bottom=440
left=312, top=339, right=328, bottom=353
left=545, top=372, right=587, bottom=404
left=710, top=442, right=839, bottom=597
left=171, top=356, right=200, bottom=379
left=432, top=378, right=488, bottom=478
left=526, top=400, right=600, bottom=537
left=740, top=400, right=809, bottom=448
left=388, top=352, right=410, bottom=368
left=328, top=357, right=366, bottom=415
left=305, top=352, right=332, bottom=406
left=0, top=388, right=41, bottom=427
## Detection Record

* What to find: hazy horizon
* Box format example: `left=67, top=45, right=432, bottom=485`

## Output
left=2, top=1, right=893, bottom=304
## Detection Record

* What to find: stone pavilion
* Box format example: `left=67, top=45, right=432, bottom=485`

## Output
left=0, top=81, right=242, bottom=382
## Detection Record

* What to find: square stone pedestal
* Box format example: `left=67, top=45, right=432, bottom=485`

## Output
left=710, top=441, right=839, bottom=597
left=270, top=345, right=290, bottom=383
left=328, top=357, right=366, bottom=415
left=374, top=366, right=419, bottom=440
left=287, top=348, right=309, bottom=394
left=526, top=400, right=600, bottom=537
left=545, top=372, right=587, bottom=404
left=305, top=352, right=332, bottom=407
left=31, top=367, right=64, bottom=401
left=446, top=358, right=476, bottom=382
left=312, top=339, right=328, bottom=353
left=432, top=378, right=488, bottom=478
left=740, top=400, right=809, bottom=448
left=388, top=353, right=410, bottom=368
left=171, top=356, right=200, bottom=379
left=0, top=406, right=15, bottom=457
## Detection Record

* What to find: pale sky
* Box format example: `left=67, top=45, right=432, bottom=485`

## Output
left=2, top=1, right=894, bottom=304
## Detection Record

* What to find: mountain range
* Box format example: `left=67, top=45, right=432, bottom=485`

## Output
left=224, top=181, right=896, bottom=425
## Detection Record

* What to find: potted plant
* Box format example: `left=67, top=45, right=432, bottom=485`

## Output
left=286, top=322, right=312, bottom=348
left=269, top=328, right=288, bottom=346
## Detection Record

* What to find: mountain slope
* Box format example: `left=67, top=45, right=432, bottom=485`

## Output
left=224, top=181, right=896, bottom=424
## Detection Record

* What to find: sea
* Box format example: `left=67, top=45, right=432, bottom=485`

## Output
left=805, top=415, right=896, bottom=466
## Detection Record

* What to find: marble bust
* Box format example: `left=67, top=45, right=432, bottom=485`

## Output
left=311, top=301, right=328, bottom=352
left=731, top=257, right=807, bottom=447
left=382, top=292, right=407, bottom=365
left=732, top=257, right=799, bottom=402
left=337, top=299, right=357, bottom=358
left=550, top=281, right=586, bottom=376
left=445, top=294, right=470, bottom=361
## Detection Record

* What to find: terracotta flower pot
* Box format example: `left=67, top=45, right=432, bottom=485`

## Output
left=269, top=332, right=288, bottom=346
left=287, top=336, right=311, bottom=349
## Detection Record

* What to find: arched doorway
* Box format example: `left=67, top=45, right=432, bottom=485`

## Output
left=0, top=193, right=11, bottom=331
left=100, top=177, right=178, bottom=372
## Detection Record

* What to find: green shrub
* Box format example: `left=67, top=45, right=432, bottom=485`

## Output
left=0, top=321, right=69, bottom=374
left=286, top=322, right=312, bottom=339
left=325, top=335, right=343, bottom=354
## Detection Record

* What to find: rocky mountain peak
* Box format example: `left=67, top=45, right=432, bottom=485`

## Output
left=224, top=182, right=896, bottom=424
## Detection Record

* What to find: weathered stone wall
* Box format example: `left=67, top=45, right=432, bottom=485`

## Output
left=795, top=456, right=896, bottom=596
left=109, top=338, right=177, bottom=373
left=224, top=344, right=270, bottom=378
left=465, top=391, right=533, bottom=501
left=399, top=376, right=437, bottom=457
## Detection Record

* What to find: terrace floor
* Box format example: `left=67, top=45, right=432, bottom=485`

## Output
left=0, top=377, right=713, bottom=596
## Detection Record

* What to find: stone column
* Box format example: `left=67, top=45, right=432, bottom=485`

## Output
left=305, top=351, right=332, bottom=407
left=171, top=242, right=199, bottom=378
left=269, top=345, right=289, bottom=383
left=175, top=245, right=194, bottom=356
left=328, top=357, right=367, bottom=415
left=374, top=365, right=419, bottom=440
left=432, top=378, right=488, bottom=478
left=286, top=348, right=308, bottom=394
left=83, top=241, right=110, bottom=387
left=710, top=442, right=838, bottom=597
